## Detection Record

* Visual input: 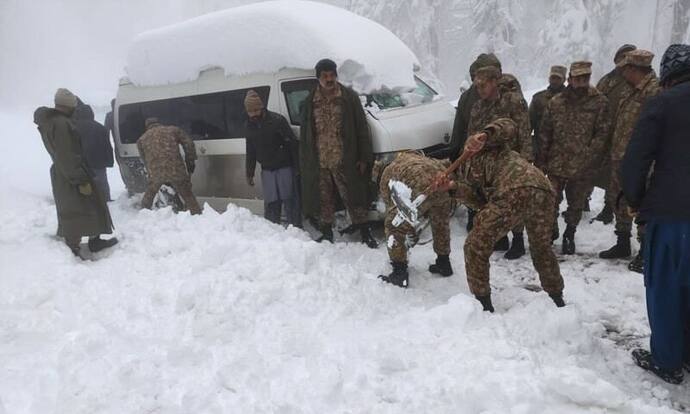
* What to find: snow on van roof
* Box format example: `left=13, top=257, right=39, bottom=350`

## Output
left=125, top=0, right=420, bottom=93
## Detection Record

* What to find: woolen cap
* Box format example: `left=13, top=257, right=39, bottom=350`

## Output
left=244, top=90, right=264, bottom=113
left=660, top=44, right=690, bottom=85
left=54, top=88, right=78, bottom=108
left=570, top=61, right=593, bottom=77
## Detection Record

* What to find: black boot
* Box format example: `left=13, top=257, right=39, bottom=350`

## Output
left=493, top=235, right=509, bottom=252
left=561, top=225, right=576, bottom=255
left=504, top=232, right=525, bottom=260
left=466, top=208, right=476, bottom=232
left=592, top=201, right=614, bottom=224
left=316, top=225, right=334, bottom=243
left=475, top=294, right=495, bottom=313
left=551, top=222, right=560, bottom=243
left=428, top=255, right=453, bottom=277
left=549, top=293, right=566, bottom=307
left=599, top=231, right=632, bottom=259
left=87, top=236, right=118, bottom=253
left=359, top=224, right=378, bottom=249
left=379, top=262, right=409, bottom=288
left=632, top=349, right=684, bottom=385
left=628, top=235, right=644, bottom=273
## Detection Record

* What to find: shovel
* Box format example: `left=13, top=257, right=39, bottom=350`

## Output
left=389, top=147, right=476, bottom=227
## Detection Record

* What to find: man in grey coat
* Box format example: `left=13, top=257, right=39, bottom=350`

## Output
left=34, top=88, right=117, bottom=257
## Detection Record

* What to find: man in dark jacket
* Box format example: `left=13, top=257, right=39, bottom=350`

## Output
left=299, top=58, right=377, bottom=248
left=73, top=103, right=114, bottom=201
left=34, top=88, right=117, bottom=257
left=623, top=44, right=690, bottom=385
left=245, top=90, right=301, bottom=227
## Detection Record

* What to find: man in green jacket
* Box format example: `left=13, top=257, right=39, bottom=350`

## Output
left=299, top=59, right=377, bottom=248
left=34, top=88, right=117, bottom=257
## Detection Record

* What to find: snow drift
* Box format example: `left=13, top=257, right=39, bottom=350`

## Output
left=125, top=0, right=420, bottom=93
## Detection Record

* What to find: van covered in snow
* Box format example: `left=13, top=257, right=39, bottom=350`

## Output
left=114, top=0, right=454, bottom=213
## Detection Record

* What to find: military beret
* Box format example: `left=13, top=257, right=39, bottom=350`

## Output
left=614, top=44, right=637, bottom=64
left=54, top=88, right=78, bottom=108
left=474, top=65, right=502, bottom=80
left=549, top=65, right=567, bottom=80
left=617, top=49, right=654, bottom=68
left=570, top=61, right=592, bottom=77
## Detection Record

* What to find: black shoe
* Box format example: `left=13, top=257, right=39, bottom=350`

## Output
left=379, top=262, right=409, bottom=288
left=428, top=255, right=453, bottom=277
left=549, top=293, right=566, bottom=308
left=561, top=225, right=576, bottom=255
left=599, top=231, right=631, bottom=259
left=360, top=224, right=378, bottom=249
left=592, top=203, right=614, bottom=224
left=632, top=349, right=684, bottom=385
left=475, top=295, right=495, bottom=313
left=504, top=232, right=525, bottom=260
left=316, top=225, right=334, bottom=243
left=493, top=235, right=509, bottom=252
left=87, top=236, right=118, bottom=253
left=628, top=252, right=644, bottom=274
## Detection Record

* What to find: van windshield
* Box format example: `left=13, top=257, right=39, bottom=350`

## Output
left=364, top=77, right=437, bottom=110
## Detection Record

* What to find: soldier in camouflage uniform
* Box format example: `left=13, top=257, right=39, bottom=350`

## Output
left=375, top=152, right=453, bottom=288
left=589, top=44, right=637, bottom=224
left=529, top=65, right=567, bottom=160
left=537, top=61, right=610, bottom=255
left=437, top=118, right=565, bottom=312
left=448, top=53, right=502, bottom=234
left=137, top=118, right=202, bottom=215
left=467, top=65, right=532, bottom=260
left=599, top=50, right=660, bottom=267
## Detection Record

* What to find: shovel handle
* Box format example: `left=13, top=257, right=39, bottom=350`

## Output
left=428, top=148, right=475, bottom=193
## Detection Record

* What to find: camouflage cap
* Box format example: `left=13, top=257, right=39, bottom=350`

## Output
left=616, top=49, right=654, bottom=68
left=569, top=61, right=592, bottom=77
left=549, top=65, right=567, bottom=80
left=614, top=44, right=637, bottom=64
left=145, top=117, right=160, bottom=129
left=470, top=53, right=502, bottom=77
left=474, top=65, right=502, bottom=80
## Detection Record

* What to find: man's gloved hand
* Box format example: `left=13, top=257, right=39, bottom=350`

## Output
left=247, top=176, right=255, bottom=186
left=78, top=183, right=93, bottom=196
left=627, top=207, right=639, bottom=218
left=186, top=161, right=196, bottom=174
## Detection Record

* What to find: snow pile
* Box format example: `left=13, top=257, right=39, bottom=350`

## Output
left=125, top=0, right=420, bottom=93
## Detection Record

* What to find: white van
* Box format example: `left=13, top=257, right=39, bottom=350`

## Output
left=114, top=1, right=454, bottom=214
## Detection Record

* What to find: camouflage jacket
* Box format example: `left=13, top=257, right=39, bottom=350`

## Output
left=380, top=151, right=451, bottom=216
left=137, top=124, right=197, bottom=182
left=313, top=85, right=344, bottom=169
left=467, top=86, right=532, bottom=162
left=529, top=85, right=565, bottom=143
left=611, top=72, right=660, bottom=161
left=455, top=118, right=553, bottom=210
left=596, top=69, right=633, bottom=122
left=537, top=86, right=610, bottom=178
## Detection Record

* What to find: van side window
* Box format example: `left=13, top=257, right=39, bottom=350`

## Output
left=117, top=86, right=270, bottom=144
left=281, top=79, right=318, bottom=126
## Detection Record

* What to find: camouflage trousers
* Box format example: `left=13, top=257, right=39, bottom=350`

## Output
left=464, top=187, right=564, bottom=297
left=384, top=198, right=451, bottom=264
left=141, top=179, right=202, bottom=215
left=609, top=160, right=633, bottom=233
left=548, top=175, right=590, bottom=227
left=319, top=167, right=367, bottom=225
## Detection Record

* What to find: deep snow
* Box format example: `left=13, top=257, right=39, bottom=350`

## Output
left=0, top=110, right=688, bottom=413
left=126, top=0, right=419, bottom=93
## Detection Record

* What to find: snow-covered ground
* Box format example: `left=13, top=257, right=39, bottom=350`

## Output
left=1, top=110, right=688, bottom=413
